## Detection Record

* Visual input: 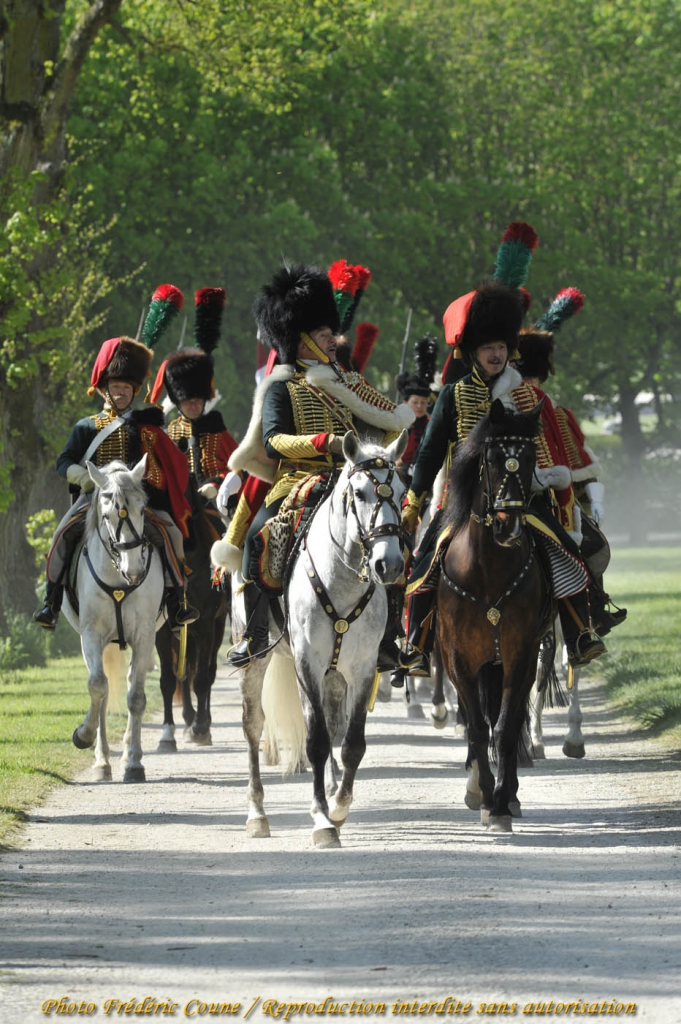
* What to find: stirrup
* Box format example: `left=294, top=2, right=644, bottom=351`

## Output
left=33, top=605, right=58, bottom=630
left=376, top=640, right=402, bottom=672
left=568, top=631, right=607, bottom=668
left=175, top=603, right=199, bottom=627
left=226, top=633, right=269, bottom=668
left=400, top=646, right=431, bottom=677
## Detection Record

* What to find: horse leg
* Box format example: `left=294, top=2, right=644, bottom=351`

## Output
left=156, top=623, right=178, bottom=753
left=73, top=634, right=109, bottom=775
left=563, top=667, right=585, bottom=758
left=240, top=661, right=270, bottom=838
left=186, top=622, right=214, bottom=745
left=430, top=645, right=448, bottom=730
left=121, top=643, right=149, bottom=783
left=327, top=676, right=374, bottom=828
left=181, top=637, right=197, bottom=732
left=404, top=674, right=425, bottom=719
left=529, top=673, right=546, bottom=760
left=460, top=691, right=496, bottom=819
left=322, top=669, right=346, bottom=797
left=296, top=662, right=340, bottom=849
left=491, top=658, right=536, bottom=830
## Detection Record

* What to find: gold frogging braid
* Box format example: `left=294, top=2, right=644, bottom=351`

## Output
left=286, top=375, right=352, bottom=436
left=454, top=375, right=491, bottom=442
left=268, top=434, right=327, bottom=460
left=555, top=406, right=582, bottom=473
left=337, top=369, right=398, bottom=412
left=139, top=427, right=165, bottom=488
left=511, top=382, right=553, bottom=468
left=200, top=432, right=224, bottom=480
left=168, top=416, right=199, bottom=474
left=90, top=410, right=128, bottom=466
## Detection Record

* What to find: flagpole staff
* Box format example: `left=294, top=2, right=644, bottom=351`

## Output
left=396, top=307, right=413, bottom=402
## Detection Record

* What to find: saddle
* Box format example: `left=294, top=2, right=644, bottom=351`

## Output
left=253, top=474, right=329, bottom=592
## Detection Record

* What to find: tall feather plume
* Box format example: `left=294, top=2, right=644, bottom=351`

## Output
left=194, top=287, right=226, bottom=354
left=414, top=334, right=438, bottom=384
left=328, top=260, right=372, bottom=333
left=141, top=284, right=184, bottom=348
left=535, top=287, right=585, bottom=333
left=493, top=222, right=539, bottom=289
left=352, top=322, right=379, bottom=373
left=345, top=264, right=371, bottom=333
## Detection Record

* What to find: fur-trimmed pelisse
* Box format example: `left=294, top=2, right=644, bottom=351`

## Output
left=164, top=349, right=214, bottom=404
left=95, top=336, right=153, bottom=390
left=515, top=329, right=554, bottom=383
left=396, top=372, right=431, bottom=400
left=458, top=281, right=524, bottom=366
left=253, top=264, right=341, bottom=366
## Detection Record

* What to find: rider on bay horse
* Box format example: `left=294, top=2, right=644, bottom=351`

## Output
left=400, top=277, right=607, bottom=676
left=219, top=262, right=416, bottom=669
left=34, top=312, right=199, bottom=632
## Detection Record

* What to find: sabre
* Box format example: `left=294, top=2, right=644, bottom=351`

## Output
left=396, top=307, right=413, bottom=401
left=135, top=307, right=146, bottom=342
left=176, top=315, right=187, bottom=351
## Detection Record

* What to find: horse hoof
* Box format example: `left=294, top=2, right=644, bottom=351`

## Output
left=72, top=727, right=93, bottom=750
left=246, top=817, right=271, bottom=838
left=489, top=814, right=513, bottom=833
left=312, top=827, right=342, bottom=849
left=465, top=791, right=483, bottom=811
left=532, top=743, right=546, bottom=760
left=187, top=729, right=212, bottom=747
left=406, top=703, right=426, bottom=720
left=92, top=765, right=112, bottom=782
left=480, top=808, right=491, bottom=825
left=563, top=741, right=585, bottom=759
left=430, top=705, right=448, bottom=730
left=376, top=685, right=392, bottom=703
left=123, top=766, right=146, bottom=783
left=156, top=739, right=178, bottom=754
left=508, top=800, right=522, bottom=818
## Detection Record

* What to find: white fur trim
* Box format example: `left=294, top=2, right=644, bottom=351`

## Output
left=305, top=364, right=415, bottom=432
left=571, top=443, right=601, bottom=482
left=210, top=539, right=243, bottom=573
left=228, top=365, right=294, bottom=482
left=492, top=365, right=523, bottom=407
left=532, top=464, right=572, bottom=492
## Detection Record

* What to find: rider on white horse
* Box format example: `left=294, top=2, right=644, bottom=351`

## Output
left=218, top=262, right=416, bottom=669
left=34, top=295, right=199, bottom=632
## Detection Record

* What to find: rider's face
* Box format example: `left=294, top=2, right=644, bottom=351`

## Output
left=406, top=394, right=429, bottom=418
left=180, top=398, right=205, bottom=421
left=101, top=379, right=134, bottom=411
left=475, top=341, right=508, bottom=378
left=297, top=326, right=338, bottom=363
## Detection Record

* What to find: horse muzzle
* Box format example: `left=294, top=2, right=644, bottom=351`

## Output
left=493, top=510, right=524, bottom=547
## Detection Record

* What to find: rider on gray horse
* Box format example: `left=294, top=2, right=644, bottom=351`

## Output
left=223, top=262, right=417, bottom=669
left=34, top=293, right=199, bottom=632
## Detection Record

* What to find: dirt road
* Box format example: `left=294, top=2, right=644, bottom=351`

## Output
left=1, top=669, right=679, bottom=1023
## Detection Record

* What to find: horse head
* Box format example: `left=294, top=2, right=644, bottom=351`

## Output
left=87, top=456, right=150, bottom=584
left=482, top=398, right=543, bottom=547
left=338, top=430, right=408, bottom=585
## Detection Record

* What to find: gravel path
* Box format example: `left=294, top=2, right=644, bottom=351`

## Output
left=1, top=668, right=679, bottom=1023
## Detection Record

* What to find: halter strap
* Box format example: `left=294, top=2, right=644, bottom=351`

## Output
left=305, top=544, right=375, bottom=670
left=83, top=544, right=153, bottom=651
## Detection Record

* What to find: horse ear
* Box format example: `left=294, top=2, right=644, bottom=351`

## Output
left=531, top=396, right=546, bottom=419
left=386, top=428, right=409, bottom=464
left=342, top=431, right=359, bottom=463
left=490, top=398, right=507, bottom=423
left=130, top=453, right=148, bottom=486
left=86, top=461, right=108, bottom=490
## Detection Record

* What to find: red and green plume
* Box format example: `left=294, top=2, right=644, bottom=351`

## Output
left=194, top=287, right=226, bottom=354
left=535, top=287, right=585, bottom=333
left=352, top=322, right=379, bottom=373
left=494, top=222, right=539, bottom=289
left=328, top=260, right=372, bottom=333
left=141, top=284, right=184, bottom=348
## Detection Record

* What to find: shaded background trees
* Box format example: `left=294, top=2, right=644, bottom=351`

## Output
left=2, top=0, right=680, bottom=622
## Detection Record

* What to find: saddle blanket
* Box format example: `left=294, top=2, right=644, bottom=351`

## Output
left=254, top=474, right=328, bottom=592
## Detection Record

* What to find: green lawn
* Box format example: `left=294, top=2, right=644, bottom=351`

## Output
left=0, top=655, right=161, bottom=849
left=599, top=546, right=681, bottom=750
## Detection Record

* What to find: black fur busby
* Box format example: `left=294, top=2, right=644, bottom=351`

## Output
left=458, top=281, right=524, bottom=367
left=253, top=264, right=340, bottom=366
left=515, top=329, right=554, bottom=382
left=164, top=349, right=214, bottom=404
left=414, top=335, right=438, bottom=385
left=396, top=372, right=431, bottom=400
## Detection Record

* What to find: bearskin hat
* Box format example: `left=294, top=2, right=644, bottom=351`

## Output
left=253, top=264, right=340, bottom=366
left=443, top=281, right=523, bottom=368
left=515, top=329, right=554, bottom=382
left=396, top=372, right=431, bottom=401
left=163, top=349, right=214, bottom=403
left=89, top=336, right=153, bottom=394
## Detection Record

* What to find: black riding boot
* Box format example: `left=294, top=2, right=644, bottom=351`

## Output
left=227, top=580, right=270, bottom=668
left=34, top=579, right=63, bottom=630
left=165, top=585, right=200, bottom=630
left=399, top=588, right=437, bottom=677
left=588, top=577, right=627, bottom=638
left=559, top=591, right=607, bottom=668
left=377, top=586, right=407, bottom=672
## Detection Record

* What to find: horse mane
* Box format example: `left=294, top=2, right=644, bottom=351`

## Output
left=443, top=403, right=541, bottom=536
left=85, top=460, right=147, bottom=540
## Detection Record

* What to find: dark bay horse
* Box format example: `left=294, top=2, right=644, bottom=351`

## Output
left=437, top=398, right=553, bottom=831
left=156, top=488, right=229, bottom=748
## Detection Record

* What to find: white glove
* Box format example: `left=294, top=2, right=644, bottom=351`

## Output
left=567, top=505, right=583, bottom=547
left=66, top=463, right=95, bottom=493
left=216, top=471, right=242, bottom=516
left=585, top=480, right=605, bottom=525
left=198, top=482, right=218, bottom=500
left=531, top=464, right=572, bottom=492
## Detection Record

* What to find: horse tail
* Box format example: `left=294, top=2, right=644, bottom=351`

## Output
left=261, top=652, right=307, bottom=775
left=537, top=628, right=568, bottom=708
left=102, top=643, right=129, bottom=713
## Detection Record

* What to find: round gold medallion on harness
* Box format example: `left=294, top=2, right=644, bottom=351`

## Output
left=487, top=607, right=501, bottom=625
left=377, top=483, right=393, bottom=497
left=334, top=618, right=349, bottom=634
left=505, top=458, right=519, bottom=473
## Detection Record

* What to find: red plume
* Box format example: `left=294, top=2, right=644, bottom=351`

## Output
left=151, top=284, right=184, bottom=310
left=328, top=259, right=360, bottom=296
left=352, top=322, right=379, bottom=373
left=501, top=221, right=539, bottom=251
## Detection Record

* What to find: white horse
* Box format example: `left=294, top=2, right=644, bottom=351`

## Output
left=63, top=457, right=165, bottom=782
left=224, top=431, right=408, bottom=848
left=529, top=619, right=585, bottom=759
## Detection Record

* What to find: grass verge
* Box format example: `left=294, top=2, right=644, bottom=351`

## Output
left=0, top=654, right=161, bottom=850
left=600, top=546, right=681, bottom=751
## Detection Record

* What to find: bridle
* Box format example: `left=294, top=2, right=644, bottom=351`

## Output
left=329, top=456, right=406, bottom=582
left=96, top=495, right=149, bottom=582
left=471, top=434, right=535, bottom=527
